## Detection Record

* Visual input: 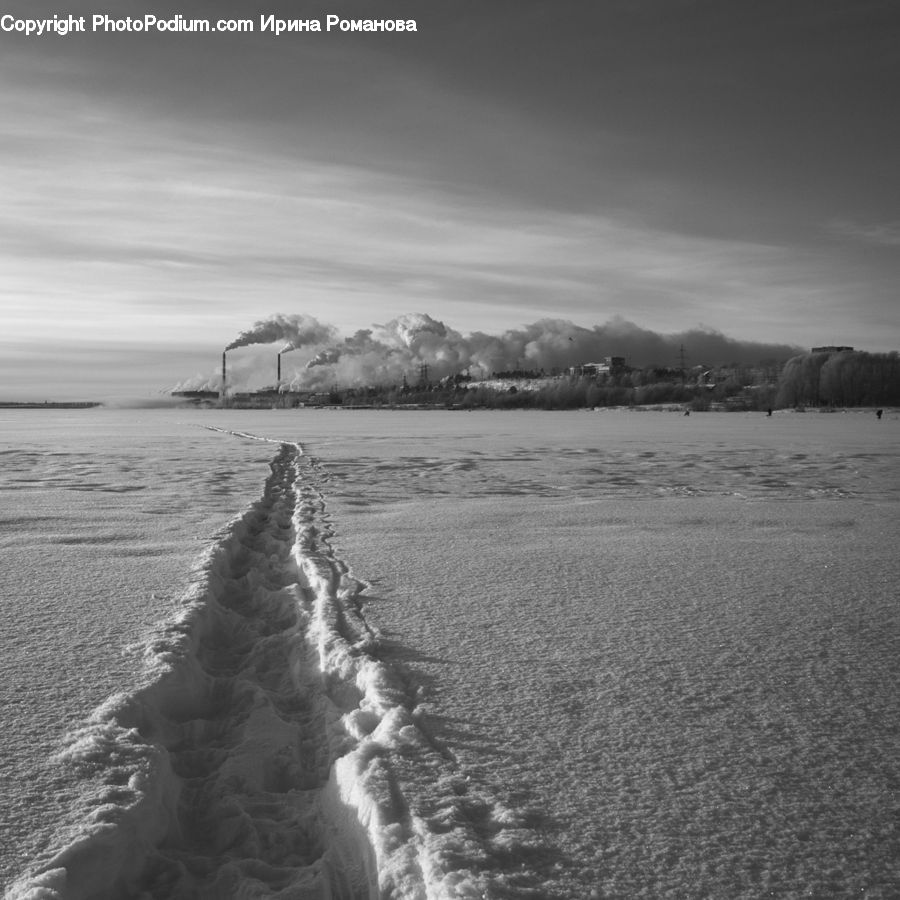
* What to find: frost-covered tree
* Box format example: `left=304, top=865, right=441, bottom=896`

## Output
left=777, top=350, right=900, bottom=407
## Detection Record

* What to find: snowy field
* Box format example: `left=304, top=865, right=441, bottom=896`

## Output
left=2, top=407, right=899, bottom=898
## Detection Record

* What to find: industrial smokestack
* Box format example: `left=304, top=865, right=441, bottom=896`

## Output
left=175, top=313, right=802, bottom=398
left=277, top=351, right=281, bottom=386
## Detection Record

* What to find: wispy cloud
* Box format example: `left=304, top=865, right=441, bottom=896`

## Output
left=826, top=218, right=900, bottom=247
left=0, top=72, right=852, bottom=348
left=1, top=45, right=896, bottom=361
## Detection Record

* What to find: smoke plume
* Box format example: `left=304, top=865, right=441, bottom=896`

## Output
left=291, top=313, right=800, bottom=390
left=174, top=312, right=802, bottom=393
left=225, top=313, right=337, bottom=352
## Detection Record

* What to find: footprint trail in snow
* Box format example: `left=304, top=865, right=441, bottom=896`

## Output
left=139, top=442, right=370, bottom=897
left=8, top=435, right=534, bottom=900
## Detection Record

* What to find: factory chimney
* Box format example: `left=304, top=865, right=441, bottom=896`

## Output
left=277, top=351, right=281, bottom=386
left=221, top=350, right=227, bottom=407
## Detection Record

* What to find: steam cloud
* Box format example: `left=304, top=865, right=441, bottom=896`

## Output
left=174, top=312, right=802, bottom=393
left=225, top=313, right=337, bottom=352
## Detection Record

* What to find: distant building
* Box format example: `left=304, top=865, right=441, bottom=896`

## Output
left=570, top=356, right=626, bottom=377
left=811, top=346, right=854, bottom=353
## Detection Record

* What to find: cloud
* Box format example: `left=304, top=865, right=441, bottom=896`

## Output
left=826, top=218, right=900, bottom=247
left=0, top=74, right=827, bottom=346
left=3, top=35, right=897, bottom=371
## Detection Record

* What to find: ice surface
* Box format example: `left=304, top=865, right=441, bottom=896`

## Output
left=3, top=407, right=900, bottom=898
left=315, top=408, right=900, bottom=898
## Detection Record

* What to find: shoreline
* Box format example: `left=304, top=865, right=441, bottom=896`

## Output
left=0, top=401, right=102, bottom=409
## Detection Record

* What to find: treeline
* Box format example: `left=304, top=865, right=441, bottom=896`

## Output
left=331, top=351, right=898, bottom=411
left=453, top=379, right=776, bottom=411
left=775, top=351, right=900, bottom=408
left=345, top=377, right=775, bottom=411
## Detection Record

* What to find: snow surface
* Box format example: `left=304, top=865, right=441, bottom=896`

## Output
left=3, top=407, right=900, bottom=898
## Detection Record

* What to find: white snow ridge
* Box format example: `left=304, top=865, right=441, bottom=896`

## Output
left=7, top=439, right=519, bottom=900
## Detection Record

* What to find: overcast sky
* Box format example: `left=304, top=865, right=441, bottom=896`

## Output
left=1, top=0, right=898, bottom=399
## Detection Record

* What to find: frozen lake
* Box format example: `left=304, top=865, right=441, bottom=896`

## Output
left=2, top=407, right=899, bottom=898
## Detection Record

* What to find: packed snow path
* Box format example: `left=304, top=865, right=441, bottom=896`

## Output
left=8, top=435, right=527, bottom=899
left=134, top=442, right=374, bottom=897
left=7, top=443, right=374, bottom=898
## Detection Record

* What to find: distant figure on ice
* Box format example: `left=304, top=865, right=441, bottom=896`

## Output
left=876, top=409, right=883, bottom=420
left=767, top=408, right=773, bottom=417
left=684, top=409, right=690, bottom=416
